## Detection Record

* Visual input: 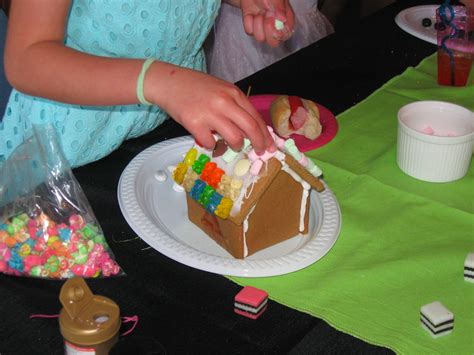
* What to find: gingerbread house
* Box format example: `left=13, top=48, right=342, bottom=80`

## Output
left=172, top=128, right=324, bottom=259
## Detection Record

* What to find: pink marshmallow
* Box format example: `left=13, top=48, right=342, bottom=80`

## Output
left=250, top=160, right=263, bottom=176
left=298, top=155, right=309, bottom=167
left=247, top=149, right=259, bottom=162
left=258, top=150, right=275, bottom=162
left=275, top=137, right=285, bottom=149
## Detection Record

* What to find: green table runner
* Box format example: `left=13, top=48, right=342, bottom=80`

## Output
left=231, top=54, right=474, bottom=354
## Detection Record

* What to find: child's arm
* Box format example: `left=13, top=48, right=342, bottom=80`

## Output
left=223, top=0, right=295, bottom=47
left=4, top=0, right=273, bottom=153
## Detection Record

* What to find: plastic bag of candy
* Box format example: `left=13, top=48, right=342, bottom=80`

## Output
left=0, top=124, right=123, bottom=279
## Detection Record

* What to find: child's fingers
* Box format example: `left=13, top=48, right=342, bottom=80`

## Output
left=229, top=99, right=274, bottom=154
left=264, top=1, right=294, bottom=44
left=250, top=14, right=266, bottom=42
left=283, top=1, right=295, bottom=30
left=262, top=16, right=283, bottom=47
left=209, top=120, right=246, bottom=152
left=190, top=127, right=216, bottom=150
left=237, top=96, right=274, bottom=148
left=243, top=14, right=254, bottom=35
left=212, top=110, right=266, bottom=154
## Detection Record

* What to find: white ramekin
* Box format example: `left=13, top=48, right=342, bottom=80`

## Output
left=397, top=101, right=474, bottom=183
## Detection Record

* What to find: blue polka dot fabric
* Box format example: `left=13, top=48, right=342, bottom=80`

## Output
left=0, top=0, right=219, bottom=168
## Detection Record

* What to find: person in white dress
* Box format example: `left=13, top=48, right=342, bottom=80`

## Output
left=205, top=0, right=334, bottom=83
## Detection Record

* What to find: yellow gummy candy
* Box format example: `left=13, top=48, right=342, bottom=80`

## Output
left=173, top=162, right=187, bottom=184
left=215, top=197, right=233, bottom=219
left=184, top=148, right=198, bottom=167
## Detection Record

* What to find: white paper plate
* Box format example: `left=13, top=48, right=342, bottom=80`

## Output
left=118, top=136, right=341, bottom=277
left=395, top=5, right=438, bottom=45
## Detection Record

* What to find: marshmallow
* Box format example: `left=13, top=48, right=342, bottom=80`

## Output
left=250, top=160, right=263, bottom=176
left=274, top=19, right=285, bottom=31
left=233, top=159, right=251, bottom=176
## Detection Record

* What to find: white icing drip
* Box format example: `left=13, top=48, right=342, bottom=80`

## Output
left=244, top=176, right=258, bottom=200
left=230, top=174, right=257, bottom=217
left=274, top=151, right=286, bottom=160
left=243, top=220, right=249, bottom=257
left=231, top=150, right=285, bottom=217
left=299, top=187, right=310, bottom=232
left=280, top=163, right=311, bottom=233
left=242, top=205, right=256, bottom=258
left=173, top=182, right=185, bottom=192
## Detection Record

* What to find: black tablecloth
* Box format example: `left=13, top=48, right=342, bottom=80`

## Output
left=0, top=1, right=439, bottom=354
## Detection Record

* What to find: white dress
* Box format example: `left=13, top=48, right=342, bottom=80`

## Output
left=205, top=0, right=334, bottom=83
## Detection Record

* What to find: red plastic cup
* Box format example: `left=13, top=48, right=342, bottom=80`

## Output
left=436, top=6, right=474, bottom=86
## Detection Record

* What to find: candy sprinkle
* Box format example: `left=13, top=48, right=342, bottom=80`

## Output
left=0, top=213, right=121, bottom=279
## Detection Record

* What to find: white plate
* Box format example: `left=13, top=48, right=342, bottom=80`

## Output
left=395, top=5, right=438, bottom=45
left=117, top=136, right=341, bottom=277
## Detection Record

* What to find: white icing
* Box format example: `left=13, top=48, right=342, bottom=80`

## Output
left=238, top=157, right=311, bottom=256
left=154, top=170, right=167, bottom=182
left=230, top=174, right=257, bottom=217
left=274, top=151, right=286, bottom=161
left=280, top=163, right=311, bottom=233
left=299, top=187, right=310, bottom=232
left=235, top=298, right=268, bottom=313
left=173, top=182, right=184, bottom=192
left=244, top=176, right=258, bottom=200
left=242, top=205, right=256, bottom=258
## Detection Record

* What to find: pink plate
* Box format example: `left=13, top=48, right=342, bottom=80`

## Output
left=249, top=94, right=338, bottom=152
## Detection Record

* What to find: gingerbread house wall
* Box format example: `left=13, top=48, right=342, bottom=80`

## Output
left=186, top=169, right=310, bottom=259
left=187, top=194, right=246, bottom=258
left=244, top=170, right=310, bottom=255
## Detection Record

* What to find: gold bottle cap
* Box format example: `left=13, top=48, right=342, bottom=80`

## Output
left=59, top=277, right=121, bottom=346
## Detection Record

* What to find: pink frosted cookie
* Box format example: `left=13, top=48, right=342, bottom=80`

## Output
left=234, top=286, right=268, bottom=319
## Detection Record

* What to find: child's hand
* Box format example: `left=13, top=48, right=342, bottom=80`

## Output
left=146, top=63, right=275, bottom=155
left=465, top=0, right=474, bottom=12
left=240, top=0, right=295, bottom=47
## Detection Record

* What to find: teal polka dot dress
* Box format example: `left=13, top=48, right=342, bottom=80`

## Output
left=0, top=0, right=220, bottom=168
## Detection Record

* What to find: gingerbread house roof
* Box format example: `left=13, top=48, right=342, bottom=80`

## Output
left=227, top=153, right=323, bottom=226
left=172, top=129, right=324, bottom=226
